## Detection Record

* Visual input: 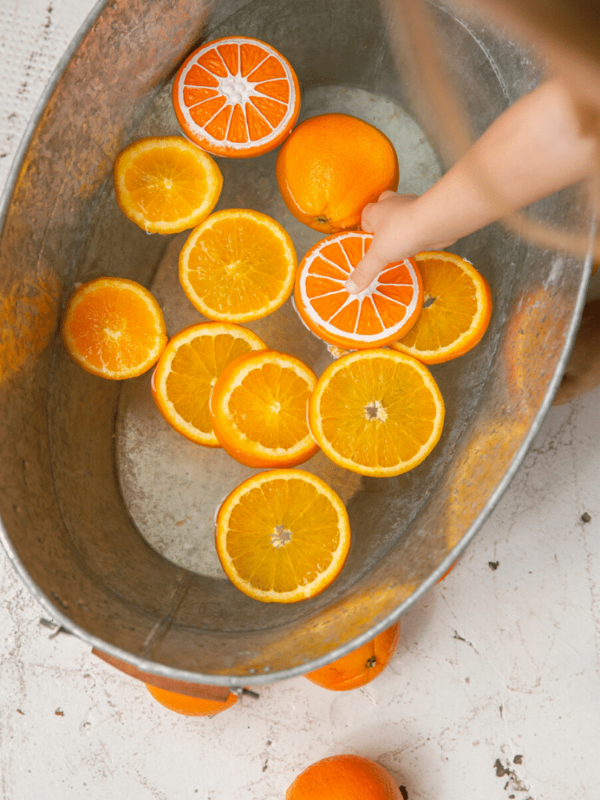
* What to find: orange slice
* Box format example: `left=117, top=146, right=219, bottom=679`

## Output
left=179, top=208, right=297, bottom=322
left=145, top=684, right=238, bottom=717
left=215, top=469, right=351, bottom=603
left=391, top=250, right=492, bottom=364
left=173, top=36, right=300, bottom=158
left=309, top=349, right=444, bottom=477
left=113, top=136, right=222, bottom=234
left=295, top=231, right=422, bottom=349
left=151, top=322, right=266, bottom=446
left=62, top=277, right=167, bottom=379
left=210, top=349, right=318, bottom=467
left=304, top=620, right=401, bottom=691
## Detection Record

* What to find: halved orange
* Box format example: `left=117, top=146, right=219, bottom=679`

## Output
left=173, top=36, right=300, bottom=158
left=215, top=469, right=351, bottom=603
left=294, top=231, right=422, bottom=349
left=62, top=277, right=167, bottom=379
left=113, top=136, right=222, bottom=234
left=304, top=620, right=401, bottom=691
left=391, top=251, right=492, bottom=364
left=210, top=349, right=318, bottom=467
left=179, top=209, right=297, bottom=322
left=145, top=684, right=238, bottom=716
left=151, top=322, right=266, bottom=446
left=309, top=349, right=444, bottom=477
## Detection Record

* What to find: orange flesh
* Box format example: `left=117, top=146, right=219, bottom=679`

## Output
left=64, top=280, right=165, bottom=377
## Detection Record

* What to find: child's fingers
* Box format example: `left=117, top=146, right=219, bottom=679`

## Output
left=345, top=247, right=389, bottom=293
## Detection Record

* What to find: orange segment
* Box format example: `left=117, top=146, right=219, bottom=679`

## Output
left=391, top=250, right=492, bottom=364
left=179, top=209, right=297, bottom=323
left=295, top=232, right=423, bottom=349
left=62, top=277, right=167, bottom=380
left=304, top=621, right=401, bottom=691
left=309, top=349, right=444, bottom=477
left=151, top=323, right=266, bottom=447
left=113, top=137, right=222, bottom=234
left=215, top=470, right=351, bottom=603
left=210, top=350, right=318, bottom=467
left=145, top=684, right=238, bottom=716
left=173, top=36, right=300, bottom=158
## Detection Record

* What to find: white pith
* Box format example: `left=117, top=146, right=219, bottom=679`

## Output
left=298, top=232, right=420, bottom=343
left=177, top=37, right=297, bottom=151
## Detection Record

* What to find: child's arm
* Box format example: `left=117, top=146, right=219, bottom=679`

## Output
left=346, top=77, right=597, bottom=293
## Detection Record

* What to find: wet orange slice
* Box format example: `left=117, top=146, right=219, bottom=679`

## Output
left=151, top=322, right=266, bottom=446
left=113, top=136, right=222, bottom=234
left=392, top=251, right=492, bottom=364
left=215, top=469, right=351, bottom=603
left=294, top=231, right=423, bottom=349
left=179, top=209, right=297, bottom=322
left=173, top=36, right=300, bottom=158
left=62, top=277, right=167, bottom=379
left=210, top=349, right=318, bottom=467
left=309, top=348, right=444, bottom=477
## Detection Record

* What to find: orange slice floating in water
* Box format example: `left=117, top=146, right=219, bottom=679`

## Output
left=309, top=348, right=444, bottom=477
left=392, top=250, right=492, bottom=364
left=210, top=349, right=318, bottom=467
left=113, top=136, right=222, bottom=234
left=151, top=322, right=266, bottom=447
left=62, top=277, right=167, bottom=380
left=179, top=208, right=297, bottom=322
left=173, top=36, right=301, bottom=158
left=215, top=469, right=351, bottom=603
left=294, top=231, right=422, bottom=349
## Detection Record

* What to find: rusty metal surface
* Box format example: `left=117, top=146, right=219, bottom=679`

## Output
left=0, top=0, right=593, bottom=686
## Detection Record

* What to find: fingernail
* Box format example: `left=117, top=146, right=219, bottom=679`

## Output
left=345, top=278, right=360, bottom=294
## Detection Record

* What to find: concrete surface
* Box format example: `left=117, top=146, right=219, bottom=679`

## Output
left=1, top=2, right=600, bottom=798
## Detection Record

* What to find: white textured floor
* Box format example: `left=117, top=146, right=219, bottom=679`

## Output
left=1, top=2, right=600, bottom=799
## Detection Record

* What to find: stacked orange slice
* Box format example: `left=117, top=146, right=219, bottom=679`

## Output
left=173, top=36, right=300, bottom=158
left=392, top=251, right=492, bottom=364
left=151, top=322, right=265, bottom=446
left=210, top=350, right=318, bottom=467
left=295, top=231, right=422, bottom=349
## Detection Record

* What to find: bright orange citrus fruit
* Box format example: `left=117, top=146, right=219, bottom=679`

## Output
left=215, top=470, right=350, bottom=603
left=295, top=231, right=422, bottom=349
left=276, top=113, right=399, bottom=233
left=286, top=754, right=402, bottom=800
left=62, top=277, right=167, bottom=379
left=173, top=36, right=300, bottom=158
left=179, top=209, right=297, bottom=322
left=151, top=322, right=265, bottom=447
left=391, top=250, right=492, bottom=364
left=305, top=621, right=401, bottom=691
left=145, top=683, right=238, bottom=716
left=210, top=349, right=318, bottom=467
left=113, top=136, right=222, bottom=234
left=309, top=349, right=444, bottom=477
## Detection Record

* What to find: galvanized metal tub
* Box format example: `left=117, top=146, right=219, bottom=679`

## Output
left=0, top=0, right=593, bottom=687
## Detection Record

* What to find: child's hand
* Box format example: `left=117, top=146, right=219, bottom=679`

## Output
left=345, top=191, right=456, bottom=294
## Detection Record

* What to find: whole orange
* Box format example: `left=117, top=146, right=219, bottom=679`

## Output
left=304, top=621, right=401, bottom=691
left=286, top=754, right=402, bottom=800
left=145, top=683, right=238, bottom=716
left=276, top=113, right=399, bottom=233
